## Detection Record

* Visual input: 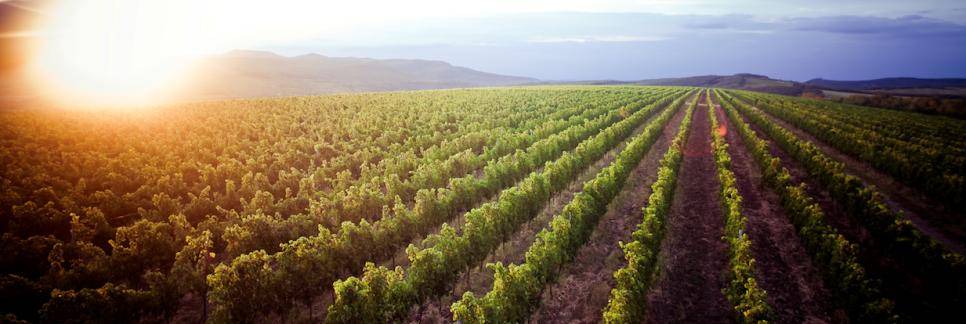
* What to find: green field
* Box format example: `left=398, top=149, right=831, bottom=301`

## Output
left=1, top=86, right=963, bottom=323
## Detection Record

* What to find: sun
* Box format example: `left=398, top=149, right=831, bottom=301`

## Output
left=22, top=0, right=483, bottom=107
left=27, top=0, right=222, bottom=106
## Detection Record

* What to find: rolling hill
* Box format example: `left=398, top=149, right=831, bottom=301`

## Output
left=633, top=73, right=814, bottom=96
left=594, top=74, right=966, bottom=98
left=172, top=50, right=538, bottom=100
left=566, top=73, right=819, bottom=96
left=6, top=49, right=965, bottom=105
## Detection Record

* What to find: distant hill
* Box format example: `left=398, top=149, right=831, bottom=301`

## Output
left=173, top=50, right=538, bottom=100
left=633, top=73, right=816, bottom=96
left=805, top=77, right=966, bottom=91
left=598, top=74, right=966, bottom=98
left=553, top=73, right=815, bottom=96
left=6, top=50, right=965, bottom=105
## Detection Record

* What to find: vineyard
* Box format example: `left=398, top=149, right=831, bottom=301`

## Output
left=0, top=86, right=963, bottom=323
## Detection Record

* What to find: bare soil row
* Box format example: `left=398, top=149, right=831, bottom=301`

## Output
left=751, top=101, right=965, bottom=254
left=712, top=101, right=833, bottom=323
left=734, top=99, right=961, bottom=321
left=407, top=96, right=683, bottom=323
left=644, top=92, right=733, bottom=323
left=527, top=94, right=691, bottom=324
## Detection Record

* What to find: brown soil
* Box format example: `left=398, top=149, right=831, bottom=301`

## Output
left=733, top=104, right=961, bottom=322
left=752, top=103, right=965, bottom=254
left=305, top=102, right=649, bottom=320
left=712, top=102, right=833, bottom=323
left=169, top=293, right=206, bottom=324
left=528, top=95, right=690, bottom=324
left=645, top=93, right=733, bottom=323
left=406, top=97, right=675, bottom=323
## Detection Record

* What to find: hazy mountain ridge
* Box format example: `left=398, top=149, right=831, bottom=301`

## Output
left=175, top=50, right=538, bottom=100
left=583, top=73, right=966, bottom=98
left=633, top=73, right=812, bottom=96
left=5, top=48, right=965, bottom=105
left=556, top=73, right=816, bottom=96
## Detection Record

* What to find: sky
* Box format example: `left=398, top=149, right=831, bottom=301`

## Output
left=3, top=0, right=966, bottom=81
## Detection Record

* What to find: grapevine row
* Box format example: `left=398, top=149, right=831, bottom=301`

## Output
left=218, top=92, right=655, bottom=259
left=322, top=90, right=694, bottom=323
left=740, top=92, right=965, bottom=149
left=3, top=89, right=642, bottom=322
left=206, top=89, right=688, bottom=321
left=718, top=90, right=965, bottom=289
left=714, top=89, right=897, bottom=322
left=448, top=88, right=689, bottom=323
left=600, top=91, right=698, bottom=323
left=707, top=91, right=772, bottom=322
left=728, top=90, right=964, bottom=208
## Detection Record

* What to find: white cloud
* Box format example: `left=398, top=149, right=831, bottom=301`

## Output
left=528, top=35, right=670, bottom=43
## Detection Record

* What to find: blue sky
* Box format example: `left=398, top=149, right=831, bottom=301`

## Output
left=5, top=0, right=966, bottom=81
left=255, top=0, right=966, bottom=81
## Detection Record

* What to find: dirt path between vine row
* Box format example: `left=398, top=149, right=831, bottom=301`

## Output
left=747, top=100, right=965, bottom=254
left=383, top=97, right=666, bottom=272
left=298, top=98, right=661, bottom=322
left=733, top=104, right=960, bottom=322
left=406, top=96, right=679, bottom=323
left=712, top=101, right=833, bottom=323
left=528, top=94, right=691, bottom=324
left=644, top=92, right=732, bottom=323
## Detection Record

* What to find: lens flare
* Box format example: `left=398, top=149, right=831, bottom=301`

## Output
left=27, top=0, right=218, bottom=106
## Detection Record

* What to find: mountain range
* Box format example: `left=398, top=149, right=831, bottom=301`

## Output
left=183, top=51, right=965, bottom=101
left=634, top=73, right=812, bottom=96
left=171, top=50, right=538, bottom=100
left=3, top=49, right=965, bottom=105
left=172, top=53, right=966, bottom=99
left=567, top=73, right=966, bottom=98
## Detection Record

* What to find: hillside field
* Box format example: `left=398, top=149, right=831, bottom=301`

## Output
left=1, top=86, right=964, bottom=323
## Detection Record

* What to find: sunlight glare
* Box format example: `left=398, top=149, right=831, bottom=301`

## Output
left=29, top=0, right=228, bottom=106
left=26, top=0, right=678, bottom=107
